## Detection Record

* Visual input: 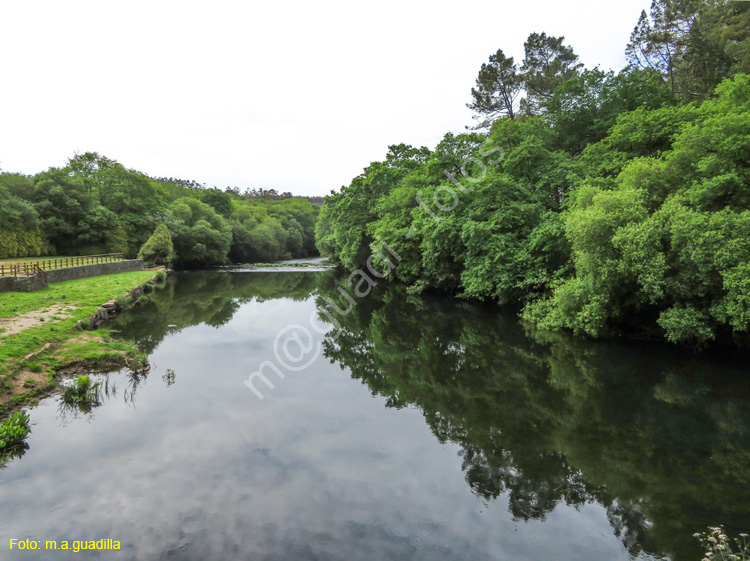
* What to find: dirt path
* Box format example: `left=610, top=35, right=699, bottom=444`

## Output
left=0, top=305, right=77, bottom=337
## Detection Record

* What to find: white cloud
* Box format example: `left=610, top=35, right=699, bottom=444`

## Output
left=0, top=0, right=649, bottom=195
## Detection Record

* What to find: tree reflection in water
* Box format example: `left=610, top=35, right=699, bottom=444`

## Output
left=114, top=271, right=750, bottom=561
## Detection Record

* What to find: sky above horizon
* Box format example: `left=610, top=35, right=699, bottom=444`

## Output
left=0, top=0, right=650, bottom=196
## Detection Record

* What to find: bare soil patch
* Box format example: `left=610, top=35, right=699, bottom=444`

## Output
left=0, top=305, right=77, bottom=337
left=11, top=367, right=49, bottom=393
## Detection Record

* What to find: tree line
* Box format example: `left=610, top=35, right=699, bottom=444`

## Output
left=0, top=152, right=319, bottom=267
left=152, top=178, right=324, bottom=205
left=315, top=0, right=750, bottom=345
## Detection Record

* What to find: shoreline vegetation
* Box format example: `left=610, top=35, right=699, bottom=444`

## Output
left=0, top=153, right=320, bottom=269
left=0, top=270, right=165, bottom=419
left=316, top=1, right=750, bottom=348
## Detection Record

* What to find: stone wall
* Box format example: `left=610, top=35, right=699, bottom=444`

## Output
left=0, top=277, right=15, bottom=292
left=0, top=276, right=48, bottom=293
left=0, top=260, right=144, bottom=293
left=45, top=260, right=144, bottom=283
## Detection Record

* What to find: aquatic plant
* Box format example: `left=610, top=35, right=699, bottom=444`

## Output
left=694, top=526, right=750, bottom=561
left=61, top=375, right=102, bottom=412
left=0, top=411, right=31, bottom=464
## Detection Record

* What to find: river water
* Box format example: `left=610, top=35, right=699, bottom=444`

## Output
left=1, top=269, right=749, bottom=560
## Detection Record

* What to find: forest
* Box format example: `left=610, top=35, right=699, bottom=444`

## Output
left=0, top=152, right=319, bottom=267
left=316, top=0, right=750, bottom=345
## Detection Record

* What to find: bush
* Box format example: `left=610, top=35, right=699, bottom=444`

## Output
left=137, top=224, right=174, bottom=267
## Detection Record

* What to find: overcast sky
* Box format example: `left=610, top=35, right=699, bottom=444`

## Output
left=0, top=0, right=649, bottom=196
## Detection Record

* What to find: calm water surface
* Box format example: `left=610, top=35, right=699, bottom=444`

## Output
left=1, top=270, right=749, bottom=561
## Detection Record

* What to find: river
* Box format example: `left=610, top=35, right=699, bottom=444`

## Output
left=1, top=268, right=749, bottom=560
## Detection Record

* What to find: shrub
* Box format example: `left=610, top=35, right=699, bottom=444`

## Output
left=137, top=224, right=174, bottom=267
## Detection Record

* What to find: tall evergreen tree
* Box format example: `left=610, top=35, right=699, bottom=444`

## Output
left=521, top=32, right=582, bottom=114
left=625, top=0, right=699, bottom=94
left=467, top=49, right=522, bottom=128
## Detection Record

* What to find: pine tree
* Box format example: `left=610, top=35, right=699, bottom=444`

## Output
left=521, top=33, right=582, bottom=114
left=467, top=49, right=522, bottom=128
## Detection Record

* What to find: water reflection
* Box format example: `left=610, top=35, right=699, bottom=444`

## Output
left=114, top=271, right=320, bottom=354
left=67, top=272, right=750, bottom=559
left=314, top=278, right=750, bottom=561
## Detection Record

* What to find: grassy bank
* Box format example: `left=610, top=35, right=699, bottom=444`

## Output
left=0, top=270, right=160, bottom=417
left=0, top=256, right=58, bottom=263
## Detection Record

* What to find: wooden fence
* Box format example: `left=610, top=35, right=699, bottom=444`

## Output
left=0, top=254, right=125, bottom=277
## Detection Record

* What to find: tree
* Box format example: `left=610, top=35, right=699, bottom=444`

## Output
left=0, top=182, right=46, bottom=258
left=67, top=152, right=119, bottom=193
left=107, top=220, right=130, bottom=255
left=521, top=32, right=582, bottom=114
left=317, top=144, right=430, bottom=269
left=625, top=0, right=701, bottom=95
left=30, top=169, right=96, bottom=254
left=200, top=188, right=234, bottom=218
left=467, top=49, right=522, bottom=128
left=545, top=68, right=677, bottom=155
left=680, top=0, right=750, bottom=98
left=525, top=75, right=750, bottom=344
left=138, top=224, right=175, bottom=267
left=168, top=198, right=232, bottom=267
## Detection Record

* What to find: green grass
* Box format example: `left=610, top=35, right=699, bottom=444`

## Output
left=0, top=270, right=154, bottom=319
left=0, top=270, right=159, bottom=417
left=0, top=256, right=59, bottom=263
left=21, top=361, right=42, bottom=373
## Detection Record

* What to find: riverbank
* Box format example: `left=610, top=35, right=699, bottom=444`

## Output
left=0, top=270, right=164, bottom=418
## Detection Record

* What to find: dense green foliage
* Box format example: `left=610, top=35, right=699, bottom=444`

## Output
left=0, top=411, right=30, bottom=453
left=138, top=224, right=175, bottom=267
left=0, top=154, right=319, bottom=267
left=0, top=411, right=31, bottom=467
left=317, top=0, right=750, bottom=345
